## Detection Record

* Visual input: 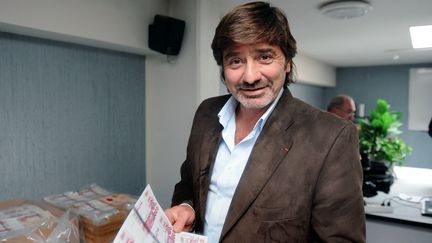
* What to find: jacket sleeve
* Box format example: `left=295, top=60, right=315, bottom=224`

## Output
left=311, top=123, right=366, bottom=243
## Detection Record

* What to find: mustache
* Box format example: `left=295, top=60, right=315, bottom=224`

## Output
left=236, top=80, right=272, bottom=90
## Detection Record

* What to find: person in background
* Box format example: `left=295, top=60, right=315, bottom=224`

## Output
left=165, top=2, right=365, bottom=242
left=327, top=95, right=357, bottom=121
left=428, top=117, right=432, bottom=137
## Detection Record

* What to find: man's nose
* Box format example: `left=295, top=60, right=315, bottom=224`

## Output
left=243, top=61, right=261, bottom=83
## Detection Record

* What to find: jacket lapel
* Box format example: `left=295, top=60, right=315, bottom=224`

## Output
left=196, top=96, right=229, bottom=229
left=220, top=89, right=297, bottom=239
left=198, top=122, right=222, bottom=226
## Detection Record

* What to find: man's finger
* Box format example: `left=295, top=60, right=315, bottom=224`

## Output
left=172, top=215, right=188, bottom=232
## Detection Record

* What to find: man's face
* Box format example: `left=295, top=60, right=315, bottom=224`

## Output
left=222, top=43, right=289, bottom=110
left=332, top=99, right=356, bottom=121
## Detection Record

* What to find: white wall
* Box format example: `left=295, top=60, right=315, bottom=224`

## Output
left=145, top=0, right=223, bottom=207
left=146, top=0, right=196, bottom=207
left=196, top=0, right=223, bottom=103
left=294, top=53, right=336, bottom=87
left=0, top=0, right=166, bottom=55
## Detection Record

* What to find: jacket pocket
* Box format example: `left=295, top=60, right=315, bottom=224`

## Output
left=253, top=207, right=307, bottom=242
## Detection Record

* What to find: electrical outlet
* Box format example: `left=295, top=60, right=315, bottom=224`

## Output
left=421, top=199, right=432, bottom=217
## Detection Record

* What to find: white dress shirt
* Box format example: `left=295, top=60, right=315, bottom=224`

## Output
left=203, top=89, right=283, bottom=243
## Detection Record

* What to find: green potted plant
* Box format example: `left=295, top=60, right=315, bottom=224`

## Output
left=357, top=99, right=412, bottom=197
left=358, top=99, right=412, bottom=166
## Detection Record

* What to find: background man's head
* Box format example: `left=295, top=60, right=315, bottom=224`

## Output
left=327, top=95, right=356, bottom=121
left=211, top=1, right=297, bottom=86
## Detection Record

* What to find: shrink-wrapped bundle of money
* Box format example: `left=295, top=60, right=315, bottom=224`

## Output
left=43, top=184, right=136, bottom=243
left=0, top=199, right=79, bottom=243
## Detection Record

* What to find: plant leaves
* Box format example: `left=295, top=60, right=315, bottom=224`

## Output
left=357, top=99, right=412, bottom=166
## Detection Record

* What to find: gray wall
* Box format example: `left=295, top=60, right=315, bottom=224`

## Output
left=0, top=32, right=146, bottom=200
left=324, top=64, right=432, bottom=169
left=290, top=82, right=326, bottom=109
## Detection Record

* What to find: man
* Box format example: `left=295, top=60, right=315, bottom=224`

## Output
left=165, top=2, right=365, bottom=242
left=327, top=95, right=357, bottom=121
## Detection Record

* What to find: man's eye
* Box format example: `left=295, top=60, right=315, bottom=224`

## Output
left=229, top=58, right=242, bottom=65
left=259, top=54, right=273, bottom=63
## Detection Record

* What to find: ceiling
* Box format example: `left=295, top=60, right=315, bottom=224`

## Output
left=220, top=0, right=432, bottom=67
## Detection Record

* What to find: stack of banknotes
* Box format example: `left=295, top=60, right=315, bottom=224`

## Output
left=114, top=185, right=208, bottom=243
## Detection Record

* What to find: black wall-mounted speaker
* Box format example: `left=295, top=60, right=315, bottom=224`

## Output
left=148, top=15, right=185, bottom=56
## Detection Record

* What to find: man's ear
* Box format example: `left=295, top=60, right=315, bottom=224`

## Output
left=220, top=67, right=226, bottom=83
left=285, top=60, right=291, bottom=73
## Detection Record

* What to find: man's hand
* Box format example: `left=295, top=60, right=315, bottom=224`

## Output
left=165, top=204, right=195, bottom=233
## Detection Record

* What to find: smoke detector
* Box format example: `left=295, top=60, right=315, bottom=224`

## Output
left=318, top=0, right=372, bottom=19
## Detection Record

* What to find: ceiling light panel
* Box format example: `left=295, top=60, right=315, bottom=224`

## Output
left=410, top=25, right=432, bottom=49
